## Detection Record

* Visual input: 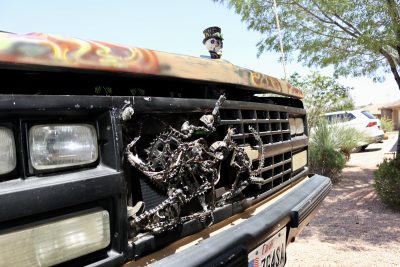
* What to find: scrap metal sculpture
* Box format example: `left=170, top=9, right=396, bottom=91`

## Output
left=126, top=95, right=265, bottom=236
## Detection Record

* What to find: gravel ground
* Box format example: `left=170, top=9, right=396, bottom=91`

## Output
left=286, top=132, right=400, bottom=267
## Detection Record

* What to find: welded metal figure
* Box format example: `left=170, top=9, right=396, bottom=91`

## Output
left=126, top=95, right=265, bottom=236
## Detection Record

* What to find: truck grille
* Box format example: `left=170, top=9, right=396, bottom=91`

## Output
left=125, top=97, right=307, bottom=257
left=219, top=109, right=291, bottom=145
left=219, top=108, right=293, bottom=192
left=127, top=98, right=307, bottom=206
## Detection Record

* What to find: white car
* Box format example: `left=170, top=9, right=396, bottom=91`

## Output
left=325, top=110, right=384, bottom=151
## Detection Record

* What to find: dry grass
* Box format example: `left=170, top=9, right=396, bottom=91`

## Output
left=286, top=132, right=400, bottom=267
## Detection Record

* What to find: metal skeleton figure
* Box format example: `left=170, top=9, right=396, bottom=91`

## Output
left=126, top=95, right=265, bottom=236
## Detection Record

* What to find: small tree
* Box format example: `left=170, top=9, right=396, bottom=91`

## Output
left=215, top=0, right=400, bottom=90
left=288, top=72, right=354, bottom=129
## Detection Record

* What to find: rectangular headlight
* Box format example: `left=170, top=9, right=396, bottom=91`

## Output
left=289, top=118, right=296, bottom=135
left=29, top=124, right=98, bottom=170
left=295, top=118, right=304, bottom=135
left=0, top=127, right=16, bottom=175
left=0, top=209, right=110, bottom=266
left=292, top=150, right=308, bottom=171
left=289, top=118, right=304, bottom=135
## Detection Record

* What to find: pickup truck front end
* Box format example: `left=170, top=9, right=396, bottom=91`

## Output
left=0, top=32, right=331, bottom=267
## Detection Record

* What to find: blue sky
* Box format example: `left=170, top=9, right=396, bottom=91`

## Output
left=1, top=0, right=399, bottom=106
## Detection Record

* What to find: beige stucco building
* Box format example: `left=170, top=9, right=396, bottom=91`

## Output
left=360, top=103, right=382, bottom=119
left=380, top=100, right=400, bottom=130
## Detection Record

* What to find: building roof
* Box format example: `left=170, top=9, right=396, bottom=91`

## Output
left=359, top=103, right=381, bottom=115
left=380, top=99, right=400, bottom=109
left=0, top=32, right=303, bottom=98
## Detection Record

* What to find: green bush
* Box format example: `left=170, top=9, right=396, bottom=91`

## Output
left=309, top=120, right=346, bottom=183
left=322, top=118, right=372, bottom=158
left=309, top=145, right=346, bottom=184
left=374, top=157, right=400, bottom=210
left=380, top=117, right=394, bottom=131
left=309, top=119, right=372, bottom=183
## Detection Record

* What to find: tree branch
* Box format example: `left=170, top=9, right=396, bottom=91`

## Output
left=311, top=0, right=362, bottom=38
left=298, top=22, right=354, bottom=41
left=379, top=47, right=400, bottom=90
left=291, top=2, right=333, bottom=24
left=332, top=12, right=362, bottom=36
left=386, top=0, right=400, bottom=61
left=292, top=1, right=361, bottom=39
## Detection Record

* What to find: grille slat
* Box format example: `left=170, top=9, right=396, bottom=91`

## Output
left=258, top=158, right=292, bottom=173
left=220, top=119, right=243, bottom=124
left=220, top=108, right=296, bottom=195
left=251, top=169, right=292, bottom=185
left=220, top=119, right=288, bottom=125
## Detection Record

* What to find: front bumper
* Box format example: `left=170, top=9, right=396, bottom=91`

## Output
left=128, top=174, right=331, bottom=267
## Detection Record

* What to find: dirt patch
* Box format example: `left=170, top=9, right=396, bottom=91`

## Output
left=286, top=132, right=400, bottom=266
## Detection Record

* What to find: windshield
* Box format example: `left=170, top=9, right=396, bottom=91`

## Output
left=325, top=112, right=356, bottom=123
left=361, top=111, right=376, bottom=119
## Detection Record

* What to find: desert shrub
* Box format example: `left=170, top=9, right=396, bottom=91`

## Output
left=329, top=123, right=372, bottom=159
left=311, top=118, right=370, bottom=158
left=380, top=117, right=394, bottom=131
left=374, top=157, right=400, bottom=210
left=309, top=145, right=346, bottom=184
left=309, top=120, right=346, bottom=183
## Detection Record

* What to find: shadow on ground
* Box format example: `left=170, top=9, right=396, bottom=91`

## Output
left=298, top=167, right=400, bottom=250
left=357, top=147, right=382, bottom=153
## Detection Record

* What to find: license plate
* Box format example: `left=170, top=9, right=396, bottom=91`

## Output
left=248, top=227, right=286, bottom=267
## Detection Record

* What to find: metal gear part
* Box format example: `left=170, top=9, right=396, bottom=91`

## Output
left=146, top=132, right=181, bottom=171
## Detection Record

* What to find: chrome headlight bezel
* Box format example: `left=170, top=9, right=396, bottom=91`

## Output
left=29, top=124, right=99, bottom=171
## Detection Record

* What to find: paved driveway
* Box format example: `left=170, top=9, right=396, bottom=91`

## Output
left=286, top=132, right=400, bottom=266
